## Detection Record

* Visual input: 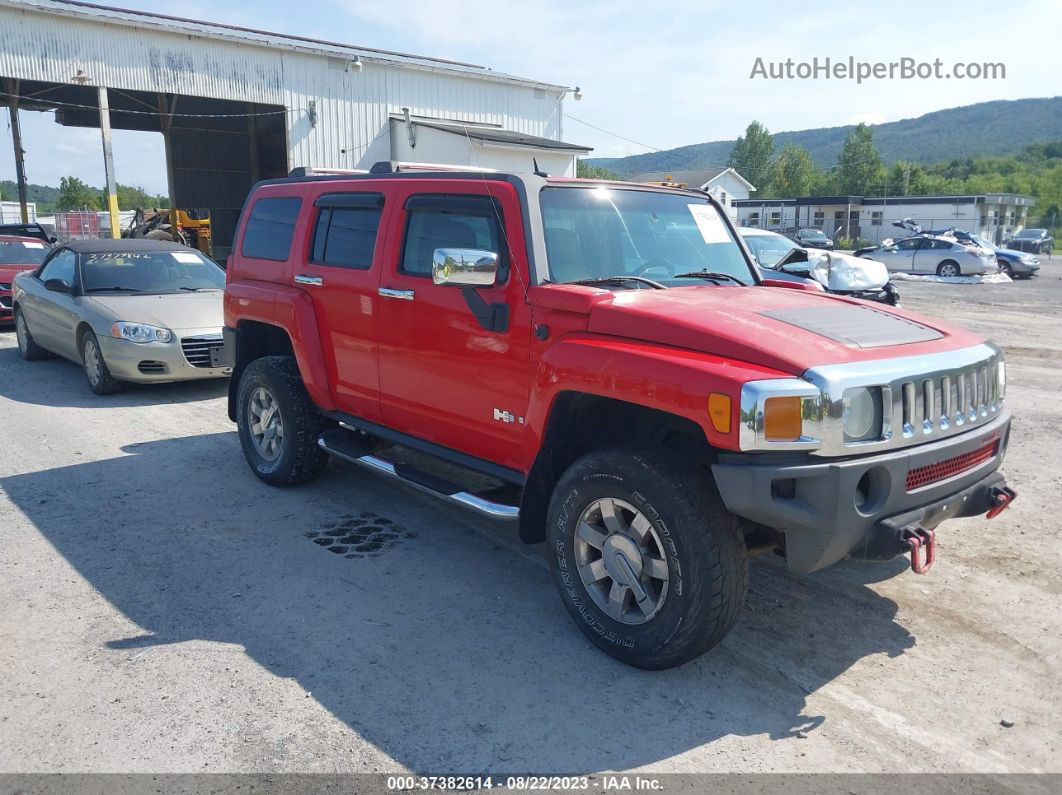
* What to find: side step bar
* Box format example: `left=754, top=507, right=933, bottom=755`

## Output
left=317, top=429, right=520, bottom=521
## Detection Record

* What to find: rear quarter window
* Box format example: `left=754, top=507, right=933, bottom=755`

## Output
left=241, top=197, right=302, bottom=261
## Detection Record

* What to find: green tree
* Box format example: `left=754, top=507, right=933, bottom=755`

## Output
left=727, top=121, right=774, bottom=189
left=57, top=176, right=102, bottom=211
left=835, top=123, right=883, bottom=195
left=116, top=183, right=167, bottom=210
left=576, top=162, right=622, bottom=180
left=767, top=142, right=818, bottom=198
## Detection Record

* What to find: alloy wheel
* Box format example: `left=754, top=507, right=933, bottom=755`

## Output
left=248, top=386, right=284, bottom=461
left=574, top=497, right=670, bottom=624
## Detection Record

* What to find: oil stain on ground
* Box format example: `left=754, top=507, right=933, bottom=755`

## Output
left=304, top=512, right=413, bottom=559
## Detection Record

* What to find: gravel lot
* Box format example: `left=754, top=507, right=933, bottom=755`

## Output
left=1, top=263, right=1059, bottom=776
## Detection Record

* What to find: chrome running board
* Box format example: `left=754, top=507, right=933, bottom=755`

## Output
left=317, top=429, right=519, bottom=521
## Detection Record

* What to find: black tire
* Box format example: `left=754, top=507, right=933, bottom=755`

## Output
left=1001, top=263, right=1013, bottom=279
left=547, top=445, right=747, bottom=669
left=81, top=330, right=124, bottom=395
left=236, top=355, right=332, bottom=485
left=14, top=308, right=49, bottom=361
left=937, top=259, right=961, bottom=278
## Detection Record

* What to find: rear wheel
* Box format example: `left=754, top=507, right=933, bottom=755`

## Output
left=236, top=355, right=332, bottom=485
left=547, top=445, right=747, bottom=669
left=82, top=331, right=123, bottom=395
left=937, top=260, right=961, bottom=278
left=14, top=309, right=48, bottom=361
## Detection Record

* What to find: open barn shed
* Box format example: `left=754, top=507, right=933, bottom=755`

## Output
left=0, top=0, right=589, bottom=258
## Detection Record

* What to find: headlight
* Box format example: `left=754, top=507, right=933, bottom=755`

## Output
left=842, top=387, right=883, bottom=442
left=1021, top=256, right=1035, bottom=264
left=111, top=321, right=173, bottom=343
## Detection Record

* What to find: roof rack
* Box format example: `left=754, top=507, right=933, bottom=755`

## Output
left=368, top=161, right=498, bottom=174
left=287, top=167, right=371, bottom=178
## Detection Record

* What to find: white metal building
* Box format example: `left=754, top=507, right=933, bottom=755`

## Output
left=735, top=193, right=1036, bottom=245
left=0, top=0, right=589, bottom=255
left=1, top=199, right=37, bottom=222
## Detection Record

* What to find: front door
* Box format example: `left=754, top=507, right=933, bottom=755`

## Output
left=295, top=190, right=387, bottom=422
left=886, top=237, right=923, bottom=272
left=29, top=248, right=80, bottom=357
left=376, top=183, right=532, bottom=473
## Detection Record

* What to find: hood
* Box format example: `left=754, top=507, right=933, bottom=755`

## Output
left=0, top=264, right=37, bottom=283
left=582, top=286, right=983, bottom=375
left=85, top=291, right=223, bottom=332
left=806, top=250, right=889, bottom=291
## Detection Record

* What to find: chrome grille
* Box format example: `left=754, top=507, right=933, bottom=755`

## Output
left=180, top=335, right=223, bottom=368
left=803, top=342, right=1005, bottom=457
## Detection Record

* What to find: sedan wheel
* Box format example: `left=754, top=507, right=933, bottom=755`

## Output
left=937, top=260, right=961, bottom=278
left=1002, top=263, right=1013, bottom=279
left=82, top=332, right=123, bottom=394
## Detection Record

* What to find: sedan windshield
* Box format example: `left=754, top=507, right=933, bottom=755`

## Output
left=742, top=233, right=796, bottom=268
left=1015, top=229, right=1045, bottom=239
left=800, top=230, right=828, bottom=240
left=540, top=187, right=754, bottom=287
left=0, top=240, right=49, bottom=265
left=80, top=250, right=224, bottom=294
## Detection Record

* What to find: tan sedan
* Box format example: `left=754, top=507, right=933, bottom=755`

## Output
left=12, top=238, right=230, bottom=394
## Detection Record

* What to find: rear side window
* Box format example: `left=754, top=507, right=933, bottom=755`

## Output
left=311, top=206, right=382, bottom=269
left=400, top=196, right=503, bottom=277
left=241, top=196, right=302, bottom=261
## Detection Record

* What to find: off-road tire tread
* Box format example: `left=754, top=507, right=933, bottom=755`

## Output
left=548, top=444, right=747, bottom=669
left=237, top=355, right=332, bottom=485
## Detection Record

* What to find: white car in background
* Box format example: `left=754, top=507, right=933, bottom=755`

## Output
left=739, top=227, right=899, bottom=305
left=860, top=235, right=997, bottom=277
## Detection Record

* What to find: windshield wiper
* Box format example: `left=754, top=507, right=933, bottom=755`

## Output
left=178, top=286, right=221, bottom=292
left=672, top=270, right=747, bottom=286
left=85, top=286, right=143, bottom=293
left=564, top=276, right=667, bottom=290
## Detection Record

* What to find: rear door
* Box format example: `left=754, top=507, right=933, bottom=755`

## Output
left=375, top=181, right=533, bottom=472
left=296, top=189, right=388, bottom=422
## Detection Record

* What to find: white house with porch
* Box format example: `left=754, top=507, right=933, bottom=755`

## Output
left=628, top=167, right=755, bottom=220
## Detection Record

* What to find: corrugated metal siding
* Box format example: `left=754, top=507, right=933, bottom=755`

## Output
left=0, top=3, right=567, bottom=172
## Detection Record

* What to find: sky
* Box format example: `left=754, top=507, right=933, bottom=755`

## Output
left=1, top=0, right=1059, bottom=197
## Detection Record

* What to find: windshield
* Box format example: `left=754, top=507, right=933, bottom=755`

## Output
left=80, top=250, right=224, bottom=294
left=1016, top=229, right=1044, bottom=238
left=741, top=233, right=795, bottom=268
left=540, top=187, right=754, bottom=287
left=0, top=240, right=49, bottom=265
left=800, top=229, right=828, bottom=239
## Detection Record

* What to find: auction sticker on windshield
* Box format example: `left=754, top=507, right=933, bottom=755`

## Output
left=22, top=242, right=45, bottom=248
left=688, top=204, right=731, bottom=244
left=171, top=252, right=202, bottom=263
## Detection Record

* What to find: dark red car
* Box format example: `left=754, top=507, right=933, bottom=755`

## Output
left=0, top=235, right=51, bottom=324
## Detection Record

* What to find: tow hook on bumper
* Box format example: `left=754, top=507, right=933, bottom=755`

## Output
left=901, top=526, right=936, bottom=574
left=987, top=485, right=1018, bottom=519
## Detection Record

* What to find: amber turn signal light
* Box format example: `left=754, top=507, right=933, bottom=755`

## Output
left=763, top=396, right=803, bottom=441
left=708, top=393, right=731, bottom=434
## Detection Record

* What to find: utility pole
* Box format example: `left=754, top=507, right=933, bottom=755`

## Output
left=97, top=86, right=120, bottom=239
left=4, top=78, right=30, bottom=224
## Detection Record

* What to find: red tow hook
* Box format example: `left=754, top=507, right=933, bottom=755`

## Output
left=901, top=526, right=936, bottom=574
left=987, top=485, right=1018, bottom=520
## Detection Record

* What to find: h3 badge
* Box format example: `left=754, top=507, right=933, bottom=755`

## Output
left=493, top=408, right=523, bottom=424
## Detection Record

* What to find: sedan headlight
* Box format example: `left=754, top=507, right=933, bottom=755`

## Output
left=111, top=321, right=173, bottom=343
left=842, top=387, right=883, bottom=442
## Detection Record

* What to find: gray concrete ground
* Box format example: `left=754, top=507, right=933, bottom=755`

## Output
left=1, top=262, right=1059, bottom=775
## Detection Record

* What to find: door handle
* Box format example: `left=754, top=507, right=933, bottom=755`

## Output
left=378, top=288, right=415, bottom=301
left=294, top=275, right=323, bottom=287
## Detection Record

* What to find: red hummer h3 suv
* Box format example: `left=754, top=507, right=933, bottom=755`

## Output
left=222, top=162, right=1016, bottom=669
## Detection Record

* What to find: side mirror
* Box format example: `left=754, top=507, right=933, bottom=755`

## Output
left=49, top=237, right=58, bottom=244
left=432, top=248, right=499, bottom=287
left=44, top=278, right=74, bottom=294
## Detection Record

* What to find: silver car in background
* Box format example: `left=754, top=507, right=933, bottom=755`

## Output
left=860, top=234, right=997, bottom=277
left=12, top=239, right=229, bottom=394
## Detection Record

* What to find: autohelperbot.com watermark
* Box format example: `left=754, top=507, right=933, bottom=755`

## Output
left=750, top=56, right=1005, bottom=83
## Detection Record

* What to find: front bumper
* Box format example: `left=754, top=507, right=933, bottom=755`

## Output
left=712, top=411, right=1011, bottom=573
left=1006, top=259, right=1040, bottom=276
left=98, top=328, right=231, bottom=383
left=0, top=291, right=12, bottom=322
